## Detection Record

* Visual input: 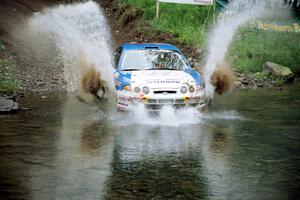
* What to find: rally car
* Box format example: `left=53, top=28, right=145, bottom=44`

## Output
left=113, top=43, right=206, bottom=112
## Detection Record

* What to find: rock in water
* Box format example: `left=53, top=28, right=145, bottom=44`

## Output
left=263, top=62, right=294, bottom=80
left=0, top=96, right=19, bottom=114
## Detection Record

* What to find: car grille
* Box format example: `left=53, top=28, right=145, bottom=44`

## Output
left=146, top=99, right=186, bottom=104
left=145, top=104, right=187, bottom=110
left=144, top=98, right=191, bottom=110
left=147, top=99, right=157, bottom=103
left=145, top=104, right=163, bottom=110
left=158, top=99, right=174, bottom=104
left=175, top=99, right=184, bottom=104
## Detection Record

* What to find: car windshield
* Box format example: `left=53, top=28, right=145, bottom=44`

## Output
left=121, top=49, right=188, bottom=71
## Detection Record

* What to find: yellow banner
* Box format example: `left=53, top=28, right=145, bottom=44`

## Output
left=249, top=20, right=300, bottom=33
left=159, top=0, right=213, bottom=5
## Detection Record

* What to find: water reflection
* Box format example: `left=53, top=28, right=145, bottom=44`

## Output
left=106, top=125, right=209, bottom=200
left=209, top=125, right=233, bottom=155
left=79, top=122, right=107, bottom=154
left=0, top=84, right=299, bottom=199
left=200, top=123, right=234, bottom=200
left=0, top=94, right=63, bottom=200
left=51, top=94, right=116, bottom=200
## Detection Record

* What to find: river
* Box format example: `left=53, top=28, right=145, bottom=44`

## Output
left=1, top=84, right=299, bottom=200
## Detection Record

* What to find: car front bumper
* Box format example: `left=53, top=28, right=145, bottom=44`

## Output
left=117, top=92, right=206, bottom=112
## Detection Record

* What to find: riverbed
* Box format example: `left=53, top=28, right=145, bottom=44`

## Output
left=1, top=84, right=299, bottom=200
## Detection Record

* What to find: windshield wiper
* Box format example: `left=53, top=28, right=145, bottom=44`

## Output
left=147, top=68, right=178, bottom=70
left=122, top=69, right=140, bottom=71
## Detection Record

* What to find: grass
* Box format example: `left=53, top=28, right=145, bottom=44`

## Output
left=118, top=0, right=214, bottom=46
left=229, top=29, right=300, bottom=74
left=0, top=41, right=19, bottom=94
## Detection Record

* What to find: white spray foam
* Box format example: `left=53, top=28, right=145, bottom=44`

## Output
left=107, top=105, right=245, bottom=127
left=111, top=104, right=203, bottom=127
left=26, top=1, right=114, bottom=92
left=204, top=0, right=283, bottom=98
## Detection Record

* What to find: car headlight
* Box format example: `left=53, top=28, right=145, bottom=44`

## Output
left=189, top=86, right=195, bottom=93
left=134, top=87, right=141, bottom=93
left=180, top=86, right=187, bottom=94
left=142, top=86, right=150, bottom=94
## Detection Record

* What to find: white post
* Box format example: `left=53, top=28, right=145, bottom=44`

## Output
left=156, top=0, right=160, bottom=18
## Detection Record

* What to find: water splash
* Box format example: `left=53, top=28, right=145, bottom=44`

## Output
left=131, top=105, right=203, bottom=127
left=107, top=104, right=203, bottom=127
left=20, top=1, right=115, bottom=94
left=107, top=104, right=244, bottom=127
left=204, top=0, right=283, bottom=98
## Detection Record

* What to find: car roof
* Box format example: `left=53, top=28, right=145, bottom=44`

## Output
left=121, top=43, right=180, bottom=51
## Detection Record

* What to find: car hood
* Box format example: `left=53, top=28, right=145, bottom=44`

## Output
left=130, top=70, right=195, bottom=89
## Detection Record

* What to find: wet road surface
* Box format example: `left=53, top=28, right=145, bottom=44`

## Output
left=1, top=84, right=300, bottom=200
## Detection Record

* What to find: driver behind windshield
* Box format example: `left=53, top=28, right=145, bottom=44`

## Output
left=121, top=50, right=188, bottom=71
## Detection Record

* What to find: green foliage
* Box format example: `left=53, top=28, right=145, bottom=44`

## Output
left=274, top=76, right=285, bottom=86
left=0, top=79, right=19, bottom=93
left=255, top=71, right=269, bottom=81
left=0, top=41, right=19, bottom=93
left=0, top=41, right=5, bottom=51
left=229, top=29, right=300, bottom=73
left=255, top=72, right=285, bottom=86
left=118, top=0, right=214, bottom=45
left=0, top=58, right=19, bottom=94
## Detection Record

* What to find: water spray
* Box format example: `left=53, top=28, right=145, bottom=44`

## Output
left=16, top=1, right=115, bottom=99
left=204, top=0, right=284, bottom=98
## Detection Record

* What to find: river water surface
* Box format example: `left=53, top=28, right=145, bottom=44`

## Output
left=1, top=84, right=300, bottom=200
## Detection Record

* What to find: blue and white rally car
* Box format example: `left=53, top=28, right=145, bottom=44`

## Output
left=113, top=43, right=206, bottom=112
